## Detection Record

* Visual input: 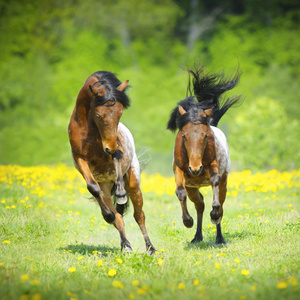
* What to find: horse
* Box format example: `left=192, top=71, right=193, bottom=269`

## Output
left=167, top=66, right=242, bottom=244
left=68, top=71, right=156, bottom=254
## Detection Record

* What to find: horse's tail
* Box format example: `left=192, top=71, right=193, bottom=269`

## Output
left=187, top=65, right=243, bottom=126
left=111, top=184, right=130, bottom=216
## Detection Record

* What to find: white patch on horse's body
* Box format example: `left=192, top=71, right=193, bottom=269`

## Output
left=118, top=123, right=141, bottom=184
left=211, top=126, right=230, bottom=175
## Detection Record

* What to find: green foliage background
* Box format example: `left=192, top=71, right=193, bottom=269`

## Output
left=0, top=0, right=299, bottom=174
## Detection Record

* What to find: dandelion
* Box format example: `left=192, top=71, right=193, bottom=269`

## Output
left=288, top=276, right=298, bottom=287
left=265, top=220, right=270, bottom=224
left=97, top=260, right=103, bottom=267
left=137, top=288, right=146, bottom=295
left=129, top=292, right=135, bottom=299
left=178, top=283, right=186, bottom=290
left=193, top=279, right=200, bottom=286
left=112, top=280, right=124, bottom=289
left=132, top=280, right=139, bottom=287
left=276, top=281, right=288, bottom=289
left=116, top=258, right=123, bottom=264
left=215, top=263, right=221, bottom=270
left=158, top=258, right=163, bottom=266
left=31, top=279, right=40, bottom=285
left=3, top=240, right=10, bottom=244
left=241, top=270, right=250, bottom=276
left=32, top=294, right=42, bottom=300
left=84, top=290, right=91, bottom=295
left=160, top=248, right=165, bottom=252
left=21, top=274, right=30, bottom=282
left=108, top=269, right=117, bottom=277
left=78, top=256, right=83, bottom=260
left=251, top=286, right=257, bottom=291
left=68, top=267, right=76, bottom=273
left=234, top=259, right=240, bottom=263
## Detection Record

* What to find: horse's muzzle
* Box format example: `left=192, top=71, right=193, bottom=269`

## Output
left=188, top=165, right=203, bottom=176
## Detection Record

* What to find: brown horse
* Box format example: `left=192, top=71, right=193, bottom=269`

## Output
left=167, top=66, right=242, bottom=244
left=68, top=71, right=155, bottom=254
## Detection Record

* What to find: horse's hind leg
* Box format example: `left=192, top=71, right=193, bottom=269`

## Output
left=174, top=165, right=193, bottom=228
left=100, top=183, right=132, bottom=252
left=112, top=150, right=127, bottom=205
left=215, top=173, right=228, bottom=244
left=125, top=161, right=156, bottom=255
left=186, top=187, right=205, bottom=243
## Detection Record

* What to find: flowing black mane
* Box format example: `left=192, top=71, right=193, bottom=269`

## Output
left=167, top=66, right=242, bottom=131
left=91, top=71, right=131, bottom=108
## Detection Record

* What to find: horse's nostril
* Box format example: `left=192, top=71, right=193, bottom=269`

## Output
left=105, top=148, right=112, bottom=155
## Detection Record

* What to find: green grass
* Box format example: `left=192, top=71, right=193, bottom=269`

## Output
left=0, top=167, right=299, bottom=300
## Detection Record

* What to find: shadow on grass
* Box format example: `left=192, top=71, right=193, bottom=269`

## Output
left=59, top=243, right=119, bottom=256
left=184, top=229, right=254, bottom=250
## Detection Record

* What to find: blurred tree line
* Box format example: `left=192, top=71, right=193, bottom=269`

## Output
left=0, top=0, right=299, bottom=173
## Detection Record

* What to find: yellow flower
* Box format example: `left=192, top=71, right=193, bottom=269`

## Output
left=97, top=260, right=103, bottom=267
left=137, top=288, right=146, bottom=295
left=178, top=283, right=186, bottom=290
left=21, top=274, right=30, bottom=282
left=276, top=281, right=288, bottom=289
left=129, top=292, right=135, bottom=299
left=288, top=276, right=298, bottom=287
left=68, top=267, right=76, bottom=273
left=265, top=220, right=270, bottom=224
left=241, top=270, right=249, bottom=276
left=31, top=279, right=40, bottom=285
left=132, top=280, right=139, bottom=286
left=31, top=294, right=42, bottom=300
left=158, top=258, right=163, bottom=266
left=116, top=258, right=123, bottom=264
left=112, top=280, right=124, bottom=289
left=78, top=256, right=83, bottom=260
left=108, top=269, right=117, bottom=277
left=215, top=263, right=220, bottom=270
left=251, top=286, right=257, bottom=291
left=3, top=240, right=10, bottom=244
left=193, top=279, right=200, bottom=286
left=234, top=259, right=240, bottom=263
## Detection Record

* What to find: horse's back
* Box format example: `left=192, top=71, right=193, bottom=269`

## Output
left=211, top=126, right=230, bottom=176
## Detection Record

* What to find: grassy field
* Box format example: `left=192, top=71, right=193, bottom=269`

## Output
left=0, top=165, right=299, bottom=300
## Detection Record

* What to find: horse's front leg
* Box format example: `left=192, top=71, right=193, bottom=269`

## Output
left=186, top=187, right=205, bottom=243
left=174, top=165, right=193, bottom=228
left=125, top=158, right=156, bottom=255
left=112, top=149, right=127, bottom=204
left=209, top=161, right=222, bottom=225
left=76, top=157, right=116, bottom=224
left=100, top=183, right=132, bottom=252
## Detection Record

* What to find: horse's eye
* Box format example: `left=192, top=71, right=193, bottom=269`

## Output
left=96, top=114, right=102, bottom=119
left=182, top=133, right=186, bottom=140
left=205, top=134, right=208, bottom=138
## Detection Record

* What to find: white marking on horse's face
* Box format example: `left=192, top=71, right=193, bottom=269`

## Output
left=211, top=126, right=230, bottom=175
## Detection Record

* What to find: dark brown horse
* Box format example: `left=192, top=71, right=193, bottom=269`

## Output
left=167, top=66, right=242, bottom=244
left=68, top=71, right=155, bottom=254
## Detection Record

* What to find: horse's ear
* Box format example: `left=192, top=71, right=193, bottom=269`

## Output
left=199, top=107, right=213, bottom=118
left=116, top=80, right=129, bottom=92
left=178, top=105, right=186, bottom=115
left=204, top=107, right=213, bottom=117
left=89, top=82, right=107, bottom=96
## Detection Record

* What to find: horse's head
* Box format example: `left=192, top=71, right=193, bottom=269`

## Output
left=89, top=79, right=129, bottom=155
left=178, top=105, right=213, bottom=176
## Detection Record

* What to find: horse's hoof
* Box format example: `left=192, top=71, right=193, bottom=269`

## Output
left=216, top=237, right=226, bottom=245
left=116, top=195, right=127, bottom=205
left=191, top=236, right=203, bottom=244
left=183, top=217, right=194, bottom=228
left=122, top=245, right=133, bottom=254
left=104, top=211, right=116, bottom=224
left=146, top=245, right=156, bottom=256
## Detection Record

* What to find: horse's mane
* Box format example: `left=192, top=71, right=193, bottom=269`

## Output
left=167, top=66, right=242, bottom=131
left=92, top=71, right=131, bottom=108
